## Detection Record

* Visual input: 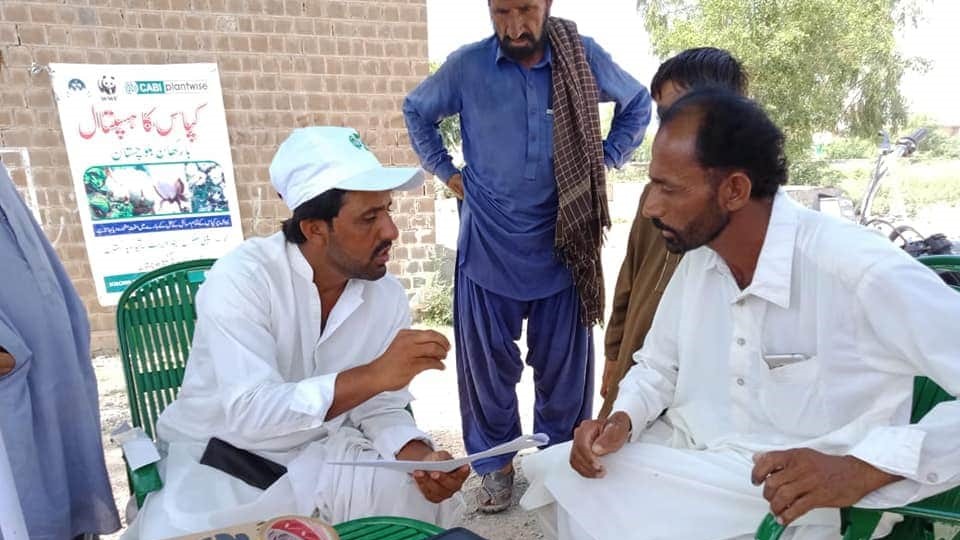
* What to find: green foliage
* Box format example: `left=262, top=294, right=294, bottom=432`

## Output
left=83, top=167, right=107, bottom=194
left=905, top=116, right=960, bottom=159
left=607, top=161, right=650, bottom=183
left=417, top=263, right=454, bottom=326
left=638, top=0, right=926, bottom=165
left=822, top=137, right=876, bottom=160
left=827, top=158, right=960, bottom=217
left=789, top=159, right=833, bottom=187
left=83, top=166, right=154, bottom=220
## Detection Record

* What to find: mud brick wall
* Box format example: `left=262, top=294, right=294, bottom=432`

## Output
left=0, top=0, right=436, bottom=351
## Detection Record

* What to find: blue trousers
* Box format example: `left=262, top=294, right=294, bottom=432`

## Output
left=454, top=270, right=594, bottom=474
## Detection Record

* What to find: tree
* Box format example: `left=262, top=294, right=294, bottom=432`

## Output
left=638, top=0, right=928, bottom=174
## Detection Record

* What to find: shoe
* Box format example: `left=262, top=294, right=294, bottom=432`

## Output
left=477, top=467, right=514, bottom=514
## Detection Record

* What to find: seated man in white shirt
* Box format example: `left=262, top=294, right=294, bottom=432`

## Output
left=125, top=127, right=468, bottom=539
left=520, top=89, right=960, bottom=540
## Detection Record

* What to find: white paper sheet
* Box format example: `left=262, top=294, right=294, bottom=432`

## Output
left=329, top=433, right=549, bottom=473
left=111, top=422, right=163, bottom=470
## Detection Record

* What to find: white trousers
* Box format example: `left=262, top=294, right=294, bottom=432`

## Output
left=124, top=428, right=463, bottom=540
left=520, top=426, right=840, bottom=540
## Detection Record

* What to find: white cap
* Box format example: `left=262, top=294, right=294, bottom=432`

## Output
left=269, top=126, right=425, bottom=211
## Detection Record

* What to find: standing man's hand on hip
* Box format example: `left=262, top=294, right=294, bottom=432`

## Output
left=446, top=173, right=465, bottom=200
left=0, top=348, right=14, bottom=377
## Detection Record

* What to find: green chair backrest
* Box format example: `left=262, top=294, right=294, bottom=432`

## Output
left=914, top=255, right=959, bottom=420
left=918, top=254, right=960, bottom=292
left=334, top=516, right=444, bottom=540
left=911, top=376, right=954, bottom=424
left=116, top=259, right=216, bottom=440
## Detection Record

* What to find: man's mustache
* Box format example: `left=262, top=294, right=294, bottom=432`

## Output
left=372, top=241, right=392, bottom=260
left=651, top=218, right=679, bottom=237
left=502, top=33, right=535, bottom=46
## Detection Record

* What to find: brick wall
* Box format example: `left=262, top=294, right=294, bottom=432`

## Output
left=0, top=0, right=436, bottom=351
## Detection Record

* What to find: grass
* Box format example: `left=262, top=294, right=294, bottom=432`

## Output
left=826, top=158, right=960, bottom=218
left=606, top=157, right=960, bottom=219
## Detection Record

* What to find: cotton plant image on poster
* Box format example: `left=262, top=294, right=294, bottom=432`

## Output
left=83, top=161, right=229, bottom=220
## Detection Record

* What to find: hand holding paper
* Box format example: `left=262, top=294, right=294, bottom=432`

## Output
left=330, top=433, right=550, bottom=473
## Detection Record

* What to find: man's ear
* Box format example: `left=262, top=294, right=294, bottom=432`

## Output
left=299, top=219, right=331, bottom=245
left=720, top=171, right=752, bottom=212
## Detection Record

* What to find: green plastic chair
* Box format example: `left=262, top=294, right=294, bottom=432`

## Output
left=334, top=516, right=444, bottom=539
left=115, top=257, right=420, bottom=509
left=116, top=258, right=216, bottom=506
left=918, top=254, right=960, bottom=292
left=117, top=259, right=216, bottom=439
left=756, top=256, right=960, bottom=539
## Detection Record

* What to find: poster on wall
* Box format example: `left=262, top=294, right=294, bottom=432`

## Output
left=49, top=63, right=244, bottom=306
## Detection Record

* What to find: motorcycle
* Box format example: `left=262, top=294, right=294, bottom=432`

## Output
left=855, top=127, right=958, bottom=257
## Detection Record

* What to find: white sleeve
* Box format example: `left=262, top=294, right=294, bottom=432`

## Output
left=611, top=254, right=684, bottom=441
left=197, top=262, right=336, bottom=441
left=347, top=289, right=431, bottom=459
left=848, top=257, right=960, bottom=507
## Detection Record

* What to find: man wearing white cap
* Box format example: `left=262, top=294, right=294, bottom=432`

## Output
left=124, top=127, right=467, bottom=539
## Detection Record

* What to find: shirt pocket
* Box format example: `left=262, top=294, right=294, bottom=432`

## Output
left=758, top=356, right=832, bottom=438
left=539, top=109, right=555, bottom=180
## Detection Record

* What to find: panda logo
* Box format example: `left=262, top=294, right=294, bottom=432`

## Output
left=98, top=75, right=117, bottom=100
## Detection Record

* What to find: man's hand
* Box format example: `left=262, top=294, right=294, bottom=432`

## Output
left=371, top=329, right=450, bottom=392
left=0, top=350, right=14, bottom=377
left=446, top=173, right=464, bottom=200
left=326, top=330, right=450, bottom=419
left=752, top=448, right=902, bottom=526
left=600, top=358, right=618, bottom=399
left=570, top=411, right=632, bottom=479
left=412, top=450, right=470, bottom=503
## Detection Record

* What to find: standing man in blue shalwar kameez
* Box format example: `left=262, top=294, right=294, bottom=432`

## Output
left=0, top=164, right=121, bottom=540
left=403, top=0, right=650, bottom=512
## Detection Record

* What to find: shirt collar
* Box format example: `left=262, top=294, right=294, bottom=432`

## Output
left=704, top=190, right=798, bottom=308
left=494, top=38, right=553, bottom=68
left=285, top=240, right=367, bottom=343
left=742, top=190, right=799, bottom=308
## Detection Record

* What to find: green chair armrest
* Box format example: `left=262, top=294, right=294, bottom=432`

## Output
left=125, top=458, right=163, bottom=508
left=334, top=516, right=443, bottom=539
left=755, top=513, right=785, bottom=540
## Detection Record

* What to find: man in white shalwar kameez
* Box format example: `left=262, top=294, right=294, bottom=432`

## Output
left=125, top=127, right=468, bottom=539
left=521, top=90, right=960, bottom=540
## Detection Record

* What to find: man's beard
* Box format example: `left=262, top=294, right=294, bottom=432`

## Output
left=328, top=240, right=393, bottom=281
left=497, top=15, right=549, bottom=62
left=652, top=202, right=729, bottom=254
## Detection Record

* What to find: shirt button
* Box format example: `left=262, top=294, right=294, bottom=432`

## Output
left=736, top=338, right=746, bottom=346
left=735, top=299, right=745, bottom=306
left=736, top=377, right=745, bottom=386
left=927, top=472, right=939, bottom=483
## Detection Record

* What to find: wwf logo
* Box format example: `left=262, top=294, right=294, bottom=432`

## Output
left=98, top=75, right=117, bottom=101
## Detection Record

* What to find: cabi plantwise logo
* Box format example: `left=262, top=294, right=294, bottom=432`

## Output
left=125, top=80, right=210, bottom=95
